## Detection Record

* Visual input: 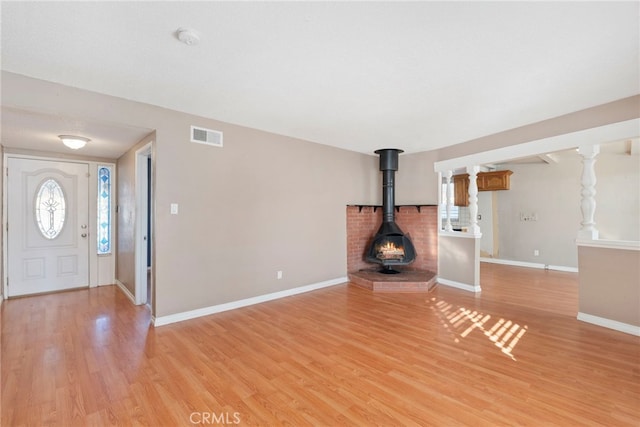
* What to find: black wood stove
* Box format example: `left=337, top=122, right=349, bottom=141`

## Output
left=365, top=149, right=416, bottom=274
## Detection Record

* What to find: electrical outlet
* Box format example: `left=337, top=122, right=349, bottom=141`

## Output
left=277, top=270, right=283, bottom=279
left=534, top=249, right=539, bottom=256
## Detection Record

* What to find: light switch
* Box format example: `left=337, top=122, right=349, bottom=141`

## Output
left=171, top=203, right=179, bottom=215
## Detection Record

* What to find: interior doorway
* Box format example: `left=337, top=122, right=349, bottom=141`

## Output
left=135, top=143, right=153, bottom=310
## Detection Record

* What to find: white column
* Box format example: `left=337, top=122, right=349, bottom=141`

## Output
left=578, top=144, right=600, bottom=240
left=444, top=170, right=453, bottom=232
left=467, top=165, right=481, bottom=235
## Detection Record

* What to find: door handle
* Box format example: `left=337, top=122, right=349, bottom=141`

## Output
left=81, top=224, right=88, bottom=229
left=81, top=233, right=87, bottom=238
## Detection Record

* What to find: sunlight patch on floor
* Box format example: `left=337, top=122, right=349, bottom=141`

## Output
left=431, top=297, right=527, bottom=360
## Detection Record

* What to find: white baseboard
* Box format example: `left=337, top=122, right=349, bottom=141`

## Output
left=577, top=312, right=640, bottom=336
left=547, top=265, right=579, bottom=273
left=115, top=279, right=136, bottom=305
left=437, top=277, right=481, bottom=293
left=480, top=257, right=579, bottom=273
left=154, top=276, right=348, bottom=327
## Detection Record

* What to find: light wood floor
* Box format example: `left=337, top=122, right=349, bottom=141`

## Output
left=2, top=263, right=639, bottom=426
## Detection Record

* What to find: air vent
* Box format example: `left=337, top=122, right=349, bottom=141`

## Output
left=190, top=126, right=223, bottom=147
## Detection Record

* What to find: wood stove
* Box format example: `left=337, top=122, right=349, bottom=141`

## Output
left=366, top=149, right=416, bottom=274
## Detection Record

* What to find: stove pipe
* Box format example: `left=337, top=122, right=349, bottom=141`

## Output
left=377, top=148, right=402, bottom=228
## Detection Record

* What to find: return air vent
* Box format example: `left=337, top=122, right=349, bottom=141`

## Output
left=190, top=126, right=223, bottom=147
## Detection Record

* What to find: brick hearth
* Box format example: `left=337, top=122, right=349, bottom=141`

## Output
left=349, top=269, right=437, bottom=292
left=346, top=205, right=438, bottom=292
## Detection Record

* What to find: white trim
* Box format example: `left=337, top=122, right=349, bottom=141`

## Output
left=577, top=312, right=640, bottom=336
left=115, top=279, right=136, bottom=305
left=480, top=257, right=579, bottom=273
left=134, top=142, right=152, bottom=306
left=545, top=265, right=579, bottom=273
left=437, top=277, right=481, bottom=293
left=576, top=239, right=640, bottom=251
left=434, top=119, right=640, bottom=172
left=154, top=276, right=348, bottom=327
left=2, top=155, right=7, bottom=299
left=439, top=231, right=482, bottom=239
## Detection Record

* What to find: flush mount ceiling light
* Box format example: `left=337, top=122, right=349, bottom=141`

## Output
left=176, top=27, right=200, bottom=46
left=59, top=135, right=90, bottom=150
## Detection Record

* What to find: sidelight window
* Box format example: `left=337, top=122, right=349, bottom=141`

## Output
left=97, top=166, right=112, bottom=254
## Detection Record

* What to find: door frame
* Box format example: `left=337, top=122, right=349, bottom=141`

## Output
left=134, top=142, right=153, bottom=307
left=3, top=152, right=116, bottom=298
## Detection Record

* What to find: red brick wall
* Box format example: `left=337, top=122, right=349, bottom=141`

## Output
left=347, top=206, right=382, bottom=273
left=346, top=205, right=438, bottom=273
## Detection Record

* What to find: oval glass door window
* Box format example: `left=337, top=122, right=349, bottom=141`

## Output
left=35, top=178, right=66, bottom=239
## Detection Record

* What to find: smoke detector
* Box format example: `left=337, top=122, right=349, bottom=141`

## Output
left=176, top=28, right=200, bottom=46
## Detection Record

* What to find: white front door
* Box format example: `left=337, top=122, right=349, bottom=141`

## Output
left=7, top=158, right=90, bottom=297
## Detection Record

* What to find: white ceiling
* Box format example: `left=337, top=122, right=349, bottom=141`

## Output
left=1, top=1, right=638, bottom=159
left=1, top=107, right=152, bottom=159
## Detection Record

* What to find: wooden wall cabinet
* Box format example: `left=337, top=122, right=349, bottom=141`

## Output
left=477, top=170, right=513, bottom=191
left=453, top=174, right=469, bottom=206
left=452, top=170, right=513, bottom=206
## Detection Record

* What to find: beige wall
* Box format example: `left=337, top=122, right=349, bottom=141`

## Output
left=3, top=72, right=380, bottom=318
left=152, top=123, right=378, bottom=316
left=4, top=71, right=638, bottom=328
left=438, top=235, right=480, bottom=287
left=396, top=150, right=440, bottom=204
left=594, top=150, right=640, bottom=241
left=578, top=246, right=640, bottom=327
left=495, top=153, right=582, bottom=268
left=435, top=95, right=640, bottom=162
left=493, top=147, right=639, bottom=268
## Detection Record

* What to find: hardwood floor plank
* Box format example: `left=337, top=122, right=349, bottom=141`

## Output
left=2, top=263, right=639, bottom=426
